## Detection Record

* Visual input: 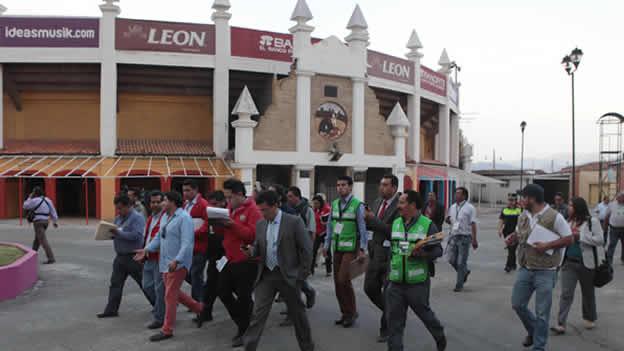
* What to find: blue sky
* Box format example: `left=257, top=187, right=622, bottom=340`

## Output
left=4, top=0, right=624, bottom=170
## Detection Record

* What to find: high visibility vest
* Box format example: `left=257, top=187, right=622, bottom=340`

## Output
left=331, top=197, right=362, bottom=252
left=502, top=207, right=522, bottom=216
left=389, top=215, right=431, bottom=284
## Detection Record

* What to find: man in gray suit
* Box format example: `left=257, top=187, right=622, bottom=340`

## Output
left=364, top=174, right=401, bottom=343
left=242, top=190, right=314, bottom=351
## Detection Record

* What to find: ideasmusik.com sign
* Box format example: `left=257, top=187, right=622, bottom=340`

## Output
left=0, top=17, right=99, bottom=47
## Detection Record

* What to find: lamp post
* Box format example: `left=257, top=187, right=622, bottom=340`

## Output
left=562, top=47, right=583, bottom=197
left=520, top=121, right=527, bottom=191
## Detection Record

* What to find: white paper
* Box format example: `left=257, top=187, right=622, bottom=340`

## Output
left=192, top=218, right=204, bottom=231
left=527, top=224, right=559, bottom=255
left=367, top=231, right=373, bottom=241
left=95, top=221, right=117, bottom=240
left=382, top=240, right=391, bottom=248
left=216, top=256, right=228, bottom=272
left=207, top=207, right=230, bottom=220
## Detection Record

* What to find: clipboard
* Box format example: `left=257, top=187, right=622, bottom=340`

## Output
left=95, top=221, right=117, bottom=240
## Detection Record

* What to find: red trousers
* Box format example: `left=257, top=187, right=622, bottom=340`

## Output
left=162, top=268, right=203, bottom=335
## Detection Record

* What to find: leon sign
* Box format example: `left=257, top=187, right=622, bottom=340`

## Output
left=116, top=18, right=215, bottom=54
left=420, top=66, right=447, bottom=97
left=367, top=50, right=415, bottom=85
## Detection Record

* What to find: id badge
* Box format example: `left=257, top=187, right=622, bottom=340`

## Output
left=399, top=241, right=410, bottom=255
left=334, top=223, right=344, bottom=234
left=452, top=222, right=460, bottom=231
left=367, top=231, right=373, bottom=241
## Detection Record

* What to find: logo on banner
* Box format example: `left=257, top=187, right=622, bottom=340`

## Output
left=381, top=60, right=411, bottom=80
left=258, top=35, right=293, bottom=55
left=121, top=23, right=207, bottom=49
left=316, top=102, right=348, bottom=141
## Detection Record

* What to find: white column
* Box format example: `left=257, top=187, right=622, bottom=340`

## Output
left=99, top=1, right=120, bottom=156
left=406, top=30, right=423, bottom=163
left=212, top=1, right=232, bottom=156
left=352, top=77, right=366, bottom=158
left=295, top=70, right=314, bottom=154
left=438, top=104, right=450, bottom=165
left=238, top=166, right=254, bottom=195
left=295, top=165, right=313, bottom=199
left=352, top=167, right=367, bottom=201
left=450, top=113, right=460, bottom=167
left=289, top=0, right=314, bottom=60
left=387, top=103, right=410, bottom=191
left=231, top=86, right=259, bottom=165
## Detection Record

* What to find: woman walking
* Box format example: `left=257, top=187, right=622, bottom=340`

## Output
left=311, top=194, right=332, bottom=276
left=552, top=197, right=604, bottom=334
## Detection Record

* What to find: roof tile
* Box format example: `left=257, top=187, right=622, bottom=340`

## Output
left=1, top=139, right=99, bottom=155
left=117, top=139, right=214, bottom=156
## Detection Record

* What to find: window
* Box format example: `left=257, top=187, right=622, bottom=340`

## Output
left=324, top=85, right=338, bottom=98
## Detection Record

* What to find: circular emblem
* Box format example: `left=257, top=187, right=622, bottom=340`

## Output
left=316, top=102, right=348, bottom=140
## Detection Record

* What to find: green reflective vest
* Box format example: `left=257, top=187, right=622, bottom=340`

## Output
left=331, top=196, right=362, bottom=252
left=502, top=207, right=522, bottom=216
left=389, top=215, right=432, bottom=284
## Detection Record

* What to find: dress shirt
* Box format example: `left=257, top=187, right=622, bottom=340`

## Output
left=146, top=208, right=195, bottom=273
left=265, top=210, right=283, bottom=270
left=23, top=196, right=58, bottom=223
left=113, top=209, right=146, bottom=255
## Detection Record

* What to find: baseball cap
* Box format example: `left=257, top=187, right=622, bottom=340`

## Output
left=521, top=184, right=544, bottom=203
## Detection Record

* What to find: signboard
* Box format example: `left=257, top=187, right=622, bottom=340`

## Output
left=420, top=65, right=447, bottom=97
left=116, top=18, right=215, bottom=54
left=231, top=27, right=294, bottom=62
left=367, top=50, right=415, bottom=85
left=449, top=80, right=459, bottom=105
left=0, top=17, right=99, bottom=47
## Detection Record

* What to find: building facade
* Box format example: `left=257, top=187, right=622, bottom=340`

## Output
left=0, top=0, right=473, bottom=220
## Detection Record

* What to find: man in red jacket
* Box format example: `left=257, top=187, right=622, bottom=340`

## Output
left=219, top=178, right=261, bottom=347
left=182, top=179, right=210, bottom=302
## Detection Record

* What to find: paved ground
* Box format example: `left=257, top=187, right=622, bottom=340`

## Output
left=1, top=210, right=624, bottom=351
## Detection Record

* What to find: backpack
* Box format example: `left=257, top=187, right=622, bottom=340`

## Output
left=588, top=218, right=614, bottom=288
left=26, top=197, right=48, bottom=223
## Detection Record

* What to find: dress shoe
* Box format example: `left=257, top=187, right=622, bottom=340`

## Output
left=550, top=325, right=565, bottom=335
left=464, top=270, right=471, bottom=283
left=504, top=267, right=511, bottom=273
left=97, top=312, right=118, bottom=318
left=436, top=336, right=447, bottom=351
left=583, top=320, right=596, bottom=330
left=146, top=320, right=163, bottom=330
left=43, top=259, right=56, bottom=264
left=376, top=331, right=388, bottom=343
left=150, top=332, right=173, bottom=342
left=231, top=336, right=244, bottom=347
left=453, top=287, right=463, bottom=292
left=193, top=311, right=213, bottom=327
left=334, top=317, right=345, bottom=325
left=342, top=313, right=358, bottom=328
left=522, top=335, right=533, bottom=347
left=305, top=289, right=316, bottom=309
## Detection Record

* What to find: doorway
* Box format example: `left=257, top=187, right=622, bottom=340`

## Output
left=256, top=165, right=293, bottom=189
left=314, top=166, right=347, bottom=202
left=56, top=178, right=96, bottom=218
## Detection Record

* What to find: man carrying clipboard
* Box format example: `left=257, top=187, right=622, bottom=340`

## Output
left=506, top=184, right=573, bottom=351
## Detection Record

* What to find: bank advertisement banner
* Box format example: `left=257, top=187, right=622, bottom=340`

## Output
left=420, top=65, right=447, bottom=97
left=231, top=27, right=294, bottom=62
left=367, top=50, right=415, bottom=85
left=0, top=17, right=99, bottom=47
left=116, top=18, right=215, bottom=54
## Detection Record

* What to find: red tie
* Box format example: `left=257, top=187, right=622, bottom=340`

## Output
left=378, top=201, right=388, bottom=219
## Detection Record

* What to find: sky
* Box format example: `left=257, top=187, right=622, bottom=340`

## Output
left=4, top=0, right=624, bottom=171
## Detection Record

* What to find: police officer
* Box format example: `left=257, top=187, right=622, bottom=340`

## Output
left=385, top=190, right=446, bottom=351
left=498, top=193, right=522, bottom=272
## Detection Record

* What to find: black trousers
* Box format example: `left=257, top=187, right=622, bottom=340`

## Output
left=364, top=243, right=390, bottom=333
left=218, top=260, right=257, bottom=335
left=104, top=254, right=154, bottom=314
left=201, top=256, right=221, bottom=316
left=312, top=234, right=331, bottom=275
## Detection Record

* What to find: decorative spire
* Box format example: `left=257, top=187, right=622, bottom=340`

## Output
left=438, top=48, right=451, bottom=67
left=100, top=0, right=120, bottom=14
left=212, top=0, right=231, bottom=11
left=212, top=0, right=231, bottom=21
left=347, top=4, right=368, bottom=30
left=387, top=102, right=410, bottom=129
left=232, top=86, right=259, bottom=118
left=407, top=30, right=423, bottom=50
left=290, top=0, right=313, bottom=22
left=0, top=4, right=6, bottom=15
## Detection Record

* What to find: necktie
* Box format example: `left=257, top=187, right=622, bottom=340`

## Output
left=378, top=200, right=388, bottom=219
left=266, top=221, right=278, bottom=270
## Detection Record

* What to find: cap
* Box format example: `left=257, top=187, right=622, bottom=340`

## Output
left=521, top=184, right=544, bottom=203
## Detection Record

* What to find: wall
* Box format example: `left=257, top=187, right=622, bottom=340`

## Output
left=364, top=86, right=393, bottom=156
left=117, top=93, right=212, bottom=142
left=253, top=77, right=297, bottom=151
left=4, top=92, right=99, bottom=141
left=310, top=75, right=353, bottom=153
left=420, top=128, right=435, bottom=160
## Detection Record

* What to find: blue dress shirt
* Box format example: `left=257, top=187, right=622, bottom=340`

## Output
left=146, top=208, right=195, bottom=273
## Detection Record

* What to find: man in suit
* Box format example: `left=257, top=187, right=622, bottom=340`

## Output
left=364, top=174, right=400, bottom=343
left=242, top=190, right=314, bottom=351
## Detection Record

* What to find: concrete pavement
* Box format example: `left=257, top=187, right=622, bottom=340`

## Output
left=1, top=210, right=624, bottom=351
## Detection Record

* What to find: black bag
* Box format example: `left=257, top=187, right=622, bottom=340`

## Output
left=593, top=246, right=613, bottom=288
left=26, top=197, right=47, bottom=223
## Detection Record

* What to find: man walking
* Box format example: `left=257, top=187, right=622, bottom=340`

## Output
left=242, top=190, right=314, bottom=351
left=604, top=192, right=624, bottom=265
left=141, top=191, right=166, bottom=329
left=507, top=184, right=573, bottom=351
left=23, top=186, right=58, bottom=264
left=424, top=192, right=445, bottom=230
left=128, top=187, right=148, bottom=219
left=593, top=195, right=610, bottom=242
left=551, top=192, right=569, bottom=220
left=498, top=193, right=522, bottom=273
left=182, top=179, right=210, bottom=302
left=220, top=178, right=262, bottom=347
left=323, top=175, right=368, bottom=328
left=98, top=194, right=154, bottom=318
left=136, top=191, right=204, bottom=342
left=363, top=174, right=400, bottom=342
left=385, top=190, right=446, bottom=351
left=445, top=187, right=478, bottom=292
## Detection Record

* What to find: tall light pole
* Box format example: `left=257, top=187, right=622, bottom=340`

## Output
left=520, top=121, right=527, bottom=192
left=562, top=47, right=583, bottom=197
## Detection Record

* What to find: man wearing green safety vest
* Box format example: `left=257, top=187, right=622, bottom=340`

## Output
left=498, top=193, right=522, bottom=272
left=323, top=175, right=368, bottom=328
left=385, top=190, right=446, bottom=351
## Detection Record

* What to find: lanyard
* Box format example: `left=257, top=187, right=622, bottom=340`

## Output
left=161, top=213, right=177, bottom=239
left=338, top=197, right=353, bottom=220
left=455, top=202, right=466, bottom=221
left=402, top=217, right=418, bottom=239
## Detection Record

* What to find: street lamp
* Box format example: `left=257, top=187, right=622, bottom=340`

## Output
left=562, top=47, right=583, bottom=197
left=520, top=121, right=527, bottom=192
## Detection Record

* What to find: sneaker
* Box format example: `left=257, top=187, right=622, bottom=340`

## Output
left=583, top=320, right=596, bottom=330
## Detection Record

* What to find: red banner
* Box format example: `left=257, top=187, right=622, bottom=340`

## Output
left=420, top=65, right=447, bottom=97
left=367, top=50, right=415, bottom=85
left=231, top=27, right=294, bottom=62
left=116, top=18, right=215, bottom=54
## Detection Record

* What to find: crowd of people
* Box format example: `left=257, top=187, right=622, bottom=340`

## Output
left=22, top=175, right=621, bottom=351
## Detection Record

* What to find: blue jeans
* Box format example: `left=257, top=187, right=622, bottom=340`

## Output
left=142, top=259, right=165, bottom=323
left=448, top=235, right=471, bottom=289
left=511, top=267, right=557, bottom=351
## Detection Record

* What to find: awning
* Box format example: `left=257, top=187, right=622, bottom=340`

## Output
left=0, top=155, right=234, bottom=178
